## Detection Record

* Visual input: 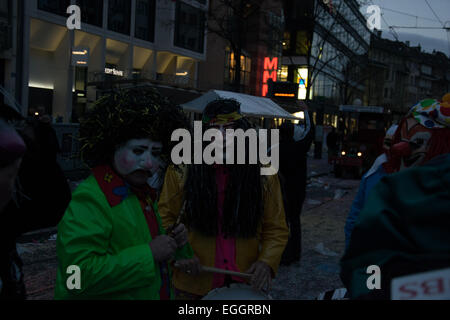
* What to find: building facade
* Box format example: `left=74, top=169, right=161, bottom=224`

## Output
left=0, top=0, right=19, bottom=105
left=197, top=0, right=284, bottom=97
left=367, top=32, right=450, bottom=121
left=8, top=0, right=208, bottom=123
left=281, top=0, right=371, bottom=127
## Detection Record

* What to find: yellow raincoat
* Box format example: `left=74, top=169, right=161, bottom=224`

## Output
left=158, top=165, right=288, bottom=296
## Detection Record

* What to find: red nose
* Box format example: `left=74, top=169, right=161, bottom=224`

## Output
left=390, top=141, right=411, bottom=157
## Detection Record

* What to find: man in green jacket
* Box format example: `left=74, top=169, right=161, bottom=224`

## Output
left=54, top=86, right=193, bottom=300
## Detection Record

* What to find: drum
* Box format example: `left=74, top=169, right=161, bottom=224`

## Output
left=202, top=284, right=271, bottom=300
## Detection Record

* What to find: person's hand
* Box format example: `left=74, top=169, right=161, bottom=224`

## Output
left=173, top=256, right=202, bottom=276
left=170, top=223, right=189, bottom=248
left=149, top=235, right=177, bottom=263
left=246, top=261, right=272, bottom=292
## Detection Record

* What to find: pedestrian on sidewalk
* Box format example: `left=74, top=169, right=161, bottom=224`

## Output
left=326, top=126, right=339, bottom=164
left=54, top=86, right=193, bottom=300
left=276, top=108, right=313, bottom=266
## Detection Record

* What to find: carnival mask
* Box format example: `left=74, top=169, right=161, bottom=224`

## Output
left=113, top=139, right=163, bottom=177
left=393, top=117, right=433, bottom=170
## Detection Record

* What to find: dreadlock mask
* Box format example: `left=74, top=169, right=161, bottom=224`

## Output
left=202, top=99, right=244, bottom=161
left=385, top=95, right=450, bottom=173
left=184, top=99, right=264, bottom=238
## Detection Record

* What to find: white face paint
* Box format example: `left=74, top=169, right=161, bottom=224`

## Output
left=113, top=139, right=163, bottom=177
left=400, top=131, right=432, bottom=169
left=399, top=118, right=433, bottom=170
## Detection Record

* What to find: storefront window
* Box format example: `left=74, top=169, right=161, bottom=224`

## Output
left=278, top=66, right=289, bottom=82
left=108, top=0, right=131, bottom=35
left=38, top=0, right=71, bottom=16
left=76, top=0, right=103, bottom=27
left=135, top=0, right=156, bottom=42
left=174, top=1, right=206, bottom=53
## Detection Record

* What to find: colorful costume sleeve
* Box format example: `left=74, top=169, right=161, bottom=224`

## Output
left=340, top=155, right=450, bottom=299
left=56, top=180, right=158, bottom=298
left=345, top=166, right=387, bottom=250
left=258, top=174, right=289, bottom=275
left=158, top=166, right=184, bottom=230
left=344, top=178, right=367, bottom=249
left=156, top=166, right=193, bottom=261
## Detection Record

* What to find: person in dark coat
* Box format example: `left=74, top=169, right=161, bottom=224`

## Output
left=326, top=126, right=339, bottom=163
left=278, top=110, right=314, bottom=265
left=0, top=100, right=71, bottom=299
left=0, top=110, right=28, bottom=299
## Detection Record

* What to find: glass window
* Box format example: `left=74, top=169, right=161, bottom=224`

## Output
left=135, top=0, right=156, bottom=42
left=174, top=1, right=206, bottom=53
left=108, top=0, right=131, bottom=35
left=278, top=66, right=289, bottom=82
left=38, top=0, right=71, bottom=16
left=76, top=0, right=103, bottom=27
left=295, top=31, right=310, bottom=56
left=0, top=1, right=8, bottom=17
left=283, top=32, right=291, bottom=51
left=224, top=49, right=251, bottom=90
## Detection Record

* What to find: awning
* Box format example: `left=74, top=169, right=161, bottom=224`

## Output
left=181, top=90, right=300, bottom=120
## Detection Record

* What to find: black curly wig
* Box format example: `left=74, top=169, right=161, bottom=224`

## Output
left=79, top=85, right=190, bottom=168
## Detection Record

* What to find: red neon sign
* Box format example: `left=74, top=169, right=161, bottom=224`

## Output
left=262, top=57, right=278, bottom=97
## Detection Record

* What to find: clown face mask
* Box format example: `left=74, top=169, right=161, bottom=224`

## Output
left=113, top=139, right=163, bottom=186
left=396, top=117, right=433, bottom=170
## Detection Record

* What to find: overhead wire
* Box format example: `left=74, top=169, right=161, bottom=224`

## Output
left=423, top=0, right=450, bottom=58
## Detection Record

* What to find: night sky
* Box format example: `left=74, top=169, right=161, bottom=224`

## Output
left=359, top=0, right=450, bottom=57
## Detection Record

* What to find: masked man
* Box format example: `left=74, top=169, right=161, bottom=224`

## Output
left=54, top=87, right=193, bottom=300
left=341, top=94, right=450, bottom=299
left=158, top=98, right=288, bottom=299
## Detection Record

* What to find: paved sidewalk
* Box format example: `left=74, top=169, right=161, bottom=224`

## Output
left=307, top=152, right=332, bottom=178
left=271, top=176, right=359, bottom=300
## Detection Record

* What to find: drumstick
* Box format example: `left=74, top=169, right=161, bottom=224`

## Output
left=201, top=266, right=252, bottom=280
left=167, top=200, right=186, bottom=236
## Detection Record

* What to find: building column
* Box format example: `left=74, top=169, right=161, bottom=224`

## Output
left=53, top=29, right=74, bottom=123
left=118, top=45, right=133, bottom=79
left=20, top=0, right=30, bottom=116
left=87, top=36, right=106, bottom=106
left=130, top=0, right=136, bottom=39
left=151, top=49, right=157, bottom=80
